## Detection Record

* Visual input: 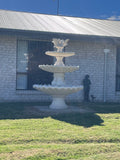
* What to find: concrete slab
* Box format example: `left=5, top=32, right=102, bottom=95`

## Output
left=34, top=105, right=93, bottom=115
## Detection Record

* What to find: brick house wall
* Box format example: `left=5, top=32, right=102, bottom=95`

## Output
left=66, top=40, right=117, bottom=102
left=0, top=34, right=119, bottom=102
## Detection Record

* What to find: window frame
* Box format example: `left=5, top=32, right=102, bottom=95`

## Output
left=16, top=39, right=54, bottom=90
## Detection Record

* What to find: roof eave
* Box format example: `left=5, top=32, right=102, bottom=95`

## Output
left=0, top=28, right=120, bottom=43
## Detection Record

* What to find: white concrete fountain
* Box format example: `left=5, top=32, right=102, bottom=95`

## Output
left=33, top=39, right=83, bottom=109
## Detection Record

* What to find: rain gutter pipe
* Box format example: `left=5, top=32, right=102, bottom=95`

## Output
left=103, top=49, right=110, bottom=102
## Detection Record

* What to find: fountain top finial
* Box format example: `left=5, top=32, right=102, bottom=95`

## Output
left=52, top=38, right=69, bottom=52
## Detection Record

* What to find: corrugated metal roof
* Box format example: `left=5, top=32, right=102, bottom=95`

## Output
left=0, top=9, right=120, bottom=38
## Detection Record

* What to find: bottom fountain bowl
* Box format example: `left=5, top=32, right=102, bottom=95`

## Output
left=33, top=85, right=83, bottom=109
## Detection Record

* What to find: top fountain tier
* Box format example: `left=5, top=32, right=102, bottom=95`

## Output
left=46, top=51, right=75, bottom=66
left=46, top=51, right=75, bottom=58
left=46, top=39, right=75, bottom=66
left=46, top=38, right=75, bottom=58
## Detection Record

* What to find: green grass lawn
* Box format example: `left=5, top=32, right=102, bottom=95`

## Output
left=0, top=102, right=120, bottom=160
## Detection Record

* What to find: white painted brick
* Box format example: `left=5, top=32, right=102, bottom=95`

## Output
left=0, top=35, right=119, bottom=102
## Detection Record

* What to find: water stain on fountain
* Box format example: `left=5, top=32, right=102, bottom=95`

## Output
left=33, top=39, right=83, bottom=109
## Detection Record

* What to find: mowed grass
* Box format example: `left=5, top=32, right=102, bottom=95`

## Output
left=0, top=102, right=120, bottom=160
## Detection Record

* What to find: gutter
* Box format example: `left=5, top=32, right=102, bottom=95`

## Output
left=103, top=49, right=110, bottom=102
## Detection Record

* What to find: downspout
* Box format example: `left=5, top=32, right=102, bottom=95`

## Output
left=103, top=49, right=110, bottom=102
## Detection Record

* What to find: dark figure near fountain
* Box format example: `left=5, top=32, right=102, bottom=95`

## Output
left=83, top=75, right=91, bottom=102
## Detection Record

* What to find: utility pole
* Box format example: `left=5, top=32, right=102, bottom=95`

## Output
left=57, top=0, right=60, bottom=15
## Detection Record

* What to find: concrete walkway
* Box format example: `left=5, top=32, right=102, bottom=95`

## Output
left=34, top=105, right=93, bottom=115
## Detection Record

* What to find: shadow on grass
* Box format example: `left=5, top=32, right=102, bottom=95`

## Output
left=0, top=102, right=107, bottom=127
left=52, top=112, right=104, bottom=127
left=51, top=102, right=120, bottom=127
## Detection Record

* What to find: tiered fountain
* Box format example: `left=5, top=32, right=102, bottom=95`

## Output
left=33, top=39, right=83, bottom=109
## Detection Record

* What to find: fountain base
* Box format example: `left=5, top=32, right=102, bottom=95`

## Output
left=50, top=96, right=68, bottom=109
left=33, top=84, right=83, bottom=110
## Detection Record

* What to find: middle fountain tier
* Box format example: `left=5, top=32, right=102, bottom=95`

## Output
left=33, top=39, right=83, bottom=109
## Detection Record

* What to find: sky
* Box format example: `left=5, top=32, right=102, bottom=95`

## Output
left=0, top=0, right=120, bottom=20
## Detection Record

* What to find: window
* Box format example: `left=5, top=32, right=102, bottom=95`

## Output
left=16, top=40, right=53, bottom=90
left=116, top=46, right=120, bottom=91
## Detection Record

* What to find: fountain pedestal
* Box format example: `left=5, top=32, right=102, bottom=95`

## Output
left=52, top=72, right=65, bottom=86
left=33, top=39, right=83, bottom=109
left=50, top=96, right=67, bottom=109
